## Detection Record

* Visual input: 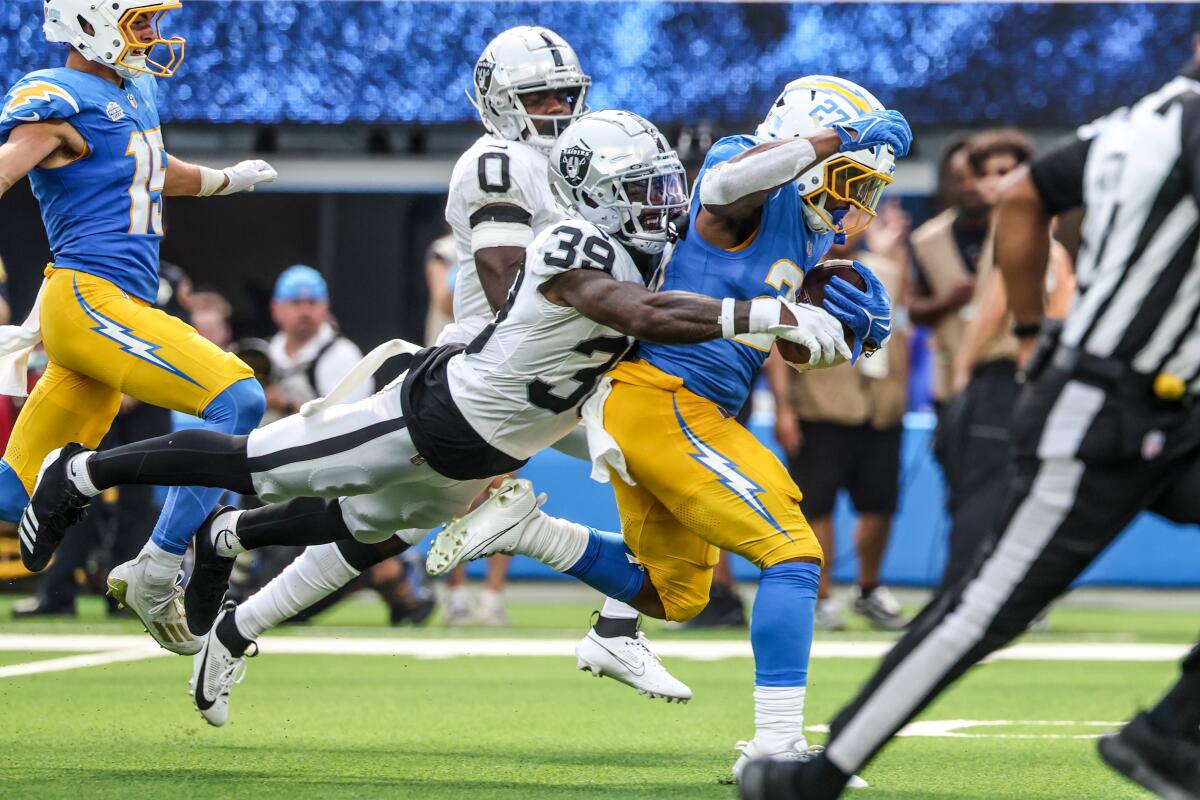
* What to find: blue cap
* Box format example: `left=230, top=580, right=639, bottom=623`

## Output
left=273, top=265, right=328, bottom=302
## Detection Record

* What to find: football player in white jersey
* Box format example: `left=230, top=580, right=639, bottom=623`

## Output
left=438, top=25, right=587, bottom=629
left=25, top=110, right=850, bottom=726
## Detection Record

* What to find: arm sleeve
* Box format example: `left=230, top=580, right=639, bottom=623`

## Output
left=456, top=149, right=537, bottom=253
left=1028, top=132, right=1093, bottom=216
left=314, top=339, right=372, bottom=401
left=0, top=77, right=81, bottom=144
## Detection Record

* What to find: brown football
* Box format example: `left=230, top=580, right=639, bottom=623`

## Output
left=777, top=259, right=864, bottom=367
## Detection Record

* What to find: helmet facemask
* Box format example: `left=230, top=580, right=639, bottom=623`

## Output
left=115, top=4, right=185, bottom=79
left=799, top=152, right=894, bottom=240
left=570, top=157, right=688, bottom=255
left=512, top=77, right=590, bottom=152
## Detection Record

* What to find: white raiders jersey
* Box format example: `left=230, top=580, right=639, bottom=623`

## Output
left=441, top=134, right=563, bottom=345
left=446, top=219, right=645, bottom=459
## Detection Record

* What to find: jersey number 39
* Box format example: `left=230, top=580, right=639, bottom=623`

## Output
left=126, top=128, right=166, bottom=236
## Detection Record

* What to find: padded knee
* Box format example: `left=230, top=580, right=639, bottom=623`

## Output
left=202, top=378, right=266, bottom=433
left=0, top=462, right=28, bottom=523
left=663, top=594, right=709, bottom=624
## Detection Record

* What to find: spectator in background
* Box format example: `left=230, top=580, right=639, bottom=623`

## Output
left=767, top=201, right=912, bottom=631
left=909, top=139, right=992, bottom=407
left=268, top=265, right=372, bottom=412
left=937, top=131, right=1075, bottom=589
left=424, top=232, right=456, bottom=348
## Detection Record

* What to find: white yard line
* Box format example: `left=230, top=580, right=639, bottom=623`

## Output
left=0, top=646, right=169, bottom=679
left=0, top=634, right=1190, bottom=662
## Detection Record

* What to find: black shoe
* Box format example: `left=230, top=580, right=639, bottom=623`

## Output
left=184, top=506, right=238, bottom=636
left=1098, top=713, right=1200, bottom=800
left=685, top=583, right=747, bottom=628
left=391, top=596, right=436, bottom=627
left=11, top=596, right=76, bottom=618
left=20, top=443, right=92, bottom=573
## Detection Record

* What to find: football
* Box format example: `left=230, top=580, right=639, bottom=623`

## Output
left=777, top=259, right=864, bottom=367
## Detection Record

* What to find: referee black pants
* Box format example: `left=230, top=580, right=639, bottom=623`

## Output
left=822, top=365, right=1200, bottom=776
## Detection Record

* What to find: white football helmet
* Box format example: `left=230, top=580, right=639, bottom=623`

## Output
left=549, top=110, right=689, bottom=255
left=757, top=75, right=896, bottom=238
left=471, top=26, right=590, bottom=153
left=44, top=0, right=185, bottom=79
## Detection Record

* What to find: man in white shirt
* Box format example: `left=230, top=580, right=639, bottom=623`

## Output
left=266, top=265, right=371, bottom=415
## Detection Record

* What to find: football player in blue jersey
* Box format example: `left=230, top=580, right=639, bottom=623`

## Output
left=0, top=0, right=275, bottom=653
left=426, top=75, right=910, bottom=781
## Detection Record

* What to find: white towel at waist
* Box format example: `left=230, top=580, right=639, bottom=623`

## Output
left=0, top=279, right=46, bottom=397
left=581, top=376, right=634, bottom=486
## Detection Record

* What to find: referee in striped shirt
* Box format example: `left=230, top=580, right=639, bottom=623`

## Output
left=741, top=46, right=1200, bottom=800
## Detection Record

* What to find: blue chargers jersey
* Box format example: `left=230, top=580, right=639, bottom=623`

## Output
left=0, top=68, right=166, bottom=302
left=637, top=135, right=835, bottom=413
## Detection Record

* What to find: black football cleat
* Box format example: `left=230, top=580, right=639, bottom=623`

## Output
left=19, top=443, right=93, bottom=572
left=739, top=750, right=851, bottom=800
left=184, top=506, right=238, bottom=635
left=1098, top=713, right=1200, bottom=800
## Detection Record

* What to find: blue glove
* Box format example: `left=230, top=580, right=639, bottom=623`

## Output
left=832, top=110, right=913, bottom=158
left=822, top=261, right=892, bottom=363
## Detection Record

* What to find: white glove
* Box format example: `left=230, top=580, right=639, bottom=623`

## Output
left=768, top=302, right=851, bottom=367
left=216, top=159, right=277, bottom=195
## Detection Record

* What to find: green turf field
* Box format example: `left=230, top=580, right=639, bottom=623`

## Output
left=0, top=591, right=1191, bottom=799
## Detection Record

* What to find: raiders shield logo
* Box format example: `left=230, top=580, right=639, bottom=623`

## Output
left=474, top=61, right=495, bottom=94
left=560, top=145, right=592, bottom=187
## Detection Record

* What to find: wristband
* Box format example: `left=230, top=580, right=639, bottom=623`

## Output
left=1012, top=321, right=1043, bottom=339
left=197, top=165, right=225, bottom=197
left=718, top=298, right=737, bottom=339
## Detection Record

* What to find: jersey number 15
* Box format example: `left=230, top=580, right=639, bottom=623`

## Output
left=125, top=128, right=166, bottom=236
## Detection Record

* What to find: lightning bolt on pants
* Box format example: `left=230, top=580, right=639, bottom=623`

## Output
left=0, top=269, right=262, bottom=554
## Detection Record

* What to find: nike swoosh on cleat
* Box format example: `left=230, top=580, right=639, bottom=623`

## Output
left=592, top=636, right=645, bottom=677
left=193, top=641, right=216, bottom=710
left=460, top=507, right=536, bottom=562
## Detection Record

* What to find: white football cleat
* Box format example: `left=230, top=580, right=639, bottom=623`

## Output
left=732, top=738, right=869, bottom=788
left=575, top=628, right=692, bottom=703
left=190, top=602, right=255, bottom=727
left=425, top=477, right=542, bottom=576
left=107, top=552, right=199, bottom=655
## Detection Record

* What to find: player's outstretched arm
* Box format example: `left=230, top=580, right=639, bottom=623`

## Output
left=165, top=153, right=277, bottom=197
left=0, top=121, right=74, bottom=198
left=994, top=166, right=1054, bottom=331
left=700, top=109, right=913, bottom=222
left=542, top=268, right=849, bottom=364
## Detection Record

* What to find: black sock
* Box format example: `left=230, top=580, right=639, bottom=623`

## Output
left=236, top=498, right=351, bottom=551
left=217, top=608, right=253, bottom=657
left=88, top=430, right=255, bottom=494
left=1148, top=643, right=1200, bottom=740
left=593, top=614, right=638, bottom=639
left=336, top=536, right=410, bottom=572
left=858, top=583, right=879, bottom=598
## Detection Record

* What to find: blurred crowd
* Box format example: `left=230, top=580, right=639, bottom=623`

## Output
left=2, top=124, right=1075, bottom=631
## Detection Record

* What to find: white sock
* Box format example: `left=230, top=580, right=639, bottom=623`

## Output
left=235, top=543, right=360, bottom=641
left=210, top=508, right=245, bottom=557
left=753, top=685, right=808, bottom=752
left=480, top=588, right=504, bottom=613
left=68, top=452, right=100, bottom=498
left=446, top=585, right=470, bottom=610
left=517, top=511, right=590, bottom=572
left=138, top=540, right=183, bottom=585
left=601, top=597, right=640, bottom=620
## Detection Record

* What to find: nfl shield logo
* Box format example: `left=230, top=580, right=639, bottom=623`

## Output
left=560, top=145, right=592, bottom=187
left=127, top=92, right=137, bottom=109
left=474, top=61, right=495, bottom=94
